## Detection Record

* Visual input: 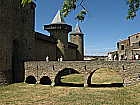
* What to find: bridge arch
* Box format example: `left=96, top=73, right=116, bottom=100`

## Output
left=54, top=68, right=80, bottom=86
left=87, top=67, right=124, bottom=87
left=40, top=76, right=52, bottom=85
left=25, top=75, right=37, bottom=84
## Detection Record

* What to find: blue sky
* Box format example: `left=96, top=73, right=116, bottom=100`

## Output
left=35, top=0, right=140, bottom=56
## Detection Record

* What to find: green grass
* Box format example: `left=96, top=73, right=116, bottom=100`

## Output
left=61, top=68, right=123, bottom=84
left=0, top=68, right=140, bottom=105
left=91, top=68, right=123, bottom=84
left=61, top=74, right=84, bottom=84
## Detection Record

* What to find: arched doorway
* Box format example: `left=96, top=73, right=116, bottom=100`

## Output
left=54, top=68, right=83, bottom=87
left=40, top=76, right=52, bottom=85
left=87, top=68, right=124, bottom=87
left=25, top=75, right=37, bottom=84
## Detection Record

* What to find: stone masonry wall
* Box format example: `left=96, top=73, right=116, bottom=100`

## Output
left=31, top=39, right=57, bottom=61
left=67, top=47, right=77, bottom=61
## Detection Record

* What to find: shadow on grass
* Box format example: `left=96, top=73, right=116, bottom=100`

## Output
left=89, top=83, right=124, bottom=87
left=55, top=83, right=124, bottom=88
left=55, top=83, right=84, bottom=87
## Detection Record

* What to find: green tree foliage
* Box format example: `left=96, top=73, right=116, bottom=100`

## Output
left=21, top=0, right=32, bottom=6
left=21, top=0, right=140, bottom=20
left=60, top=0, right=87, bottom=21
left=127, top=0, right=140, bottom=19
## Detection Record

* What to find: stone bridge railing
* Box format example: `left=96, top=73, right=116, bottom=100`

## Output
left=24, top=61, right=140, bottom=87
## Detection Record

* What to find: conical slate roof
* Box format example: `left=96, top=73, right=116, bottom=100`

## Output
left=51, top=10, right=65, bottom=24
left=74, top=23, right=82, bottom=33
left=70, top=23, right=83, bottom=35
left=44, top=10, right=72, bottom=32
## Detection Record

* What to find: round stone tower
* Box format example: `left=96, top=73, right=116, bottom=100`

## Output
left=18, top=2, right=36, bottom=60
left=0, top=0, right=18, bottom=84
left=12, top=2, right=36, bottom=83
left=0, top=0, right=36, bottom=84
left=44, top=11, right=72, bottom=60
left=70, top=23, right=84, bottom=60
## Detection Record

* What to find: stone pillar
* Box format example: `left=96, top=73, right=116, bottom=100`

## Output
left=50, top=77, right=57, bottom=86
left=84, top=73, right=89, bottom=87
left=51, top=81, right=55, bottom=87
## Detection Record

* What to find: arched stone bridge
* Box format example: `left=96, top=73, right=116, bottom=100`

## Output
left=24, top=61, right=140, bottom=87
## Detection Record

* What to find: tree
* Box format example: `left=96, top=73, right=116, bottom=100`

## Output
left=21, top=0, right=140, bottom=20
left=127, top=0, right=140, bottom=19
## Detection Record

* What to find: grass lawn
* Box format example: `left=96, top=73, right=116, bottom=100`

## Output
left=0, top=68, right=140, bottom=105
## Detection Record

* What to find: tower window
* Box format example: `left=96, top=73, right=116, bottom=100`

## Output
left=139, top=41, right=140, bottom=46
left=117, top=43, right=119, bottom=49
left=136, top=35, right=139, bottom=39
left=121, top=45, right=124, bottom=50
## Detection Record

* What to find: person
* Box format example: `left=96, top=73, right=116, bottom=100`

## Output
left=119, top=56, right=121, bottom=61
left=58, top=58, right=60, bottom=61
left=135, top=54, right=139, bottom=60
left=60, top=56, right=63, bottom=61
left=46, top=56, right=49, bottom=62
left=114, top=55, right=116, bottom=61
left=125, top=56, right=127, bottom=60
left=108, top=53, right=112, bottom=61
